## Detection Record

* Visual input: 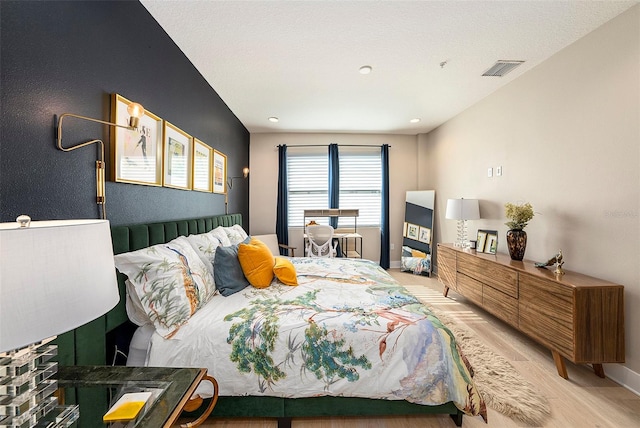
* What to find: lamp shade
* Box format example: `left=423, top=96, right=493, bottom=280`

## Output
left=0, top=219, right=119, bottom=352
left=445, top=198, right=480, bottom=221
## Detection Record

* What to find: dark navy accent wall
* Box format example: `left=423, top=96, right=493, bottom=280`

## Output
left=0, top=1, right=249, bottom=227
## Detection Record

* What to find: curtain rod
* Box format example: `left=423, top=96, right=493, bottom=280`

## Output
left=274, top=144, right=391, bottom=148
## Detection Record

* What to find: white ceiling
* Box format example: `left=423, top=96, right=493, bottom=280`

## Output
left=140, top=0, right=636, bottom=135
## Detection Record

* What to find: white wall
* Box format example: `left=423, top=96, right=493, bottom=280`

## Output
left=419, top=6, right=640, bottom=387
left=249, top=133, right=420, bottom=263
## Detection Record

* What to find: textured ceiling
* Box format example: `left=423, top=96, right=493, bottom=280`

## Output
left=141, top=0, right=636, bottom=134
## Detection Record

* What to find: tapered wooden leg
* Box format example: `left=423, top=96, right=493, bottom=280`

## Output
left=552, top=351, right=568, bottom=379
left=593, top=363, right=605, bottom=378
left=443, top=286, right=450, bottom=297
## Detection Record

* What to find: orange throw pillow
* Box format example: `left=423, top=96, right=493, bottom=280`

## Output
left=273, top=257, right=298, bottom=286
left=238, top=237, right=275, bottom=288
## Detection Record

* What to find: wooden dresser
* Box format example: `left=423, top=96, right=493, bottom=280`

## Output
left=437, top=243, right=625, bottom=379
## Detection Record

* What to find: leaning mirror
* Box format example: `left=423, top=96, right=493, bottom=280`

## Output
left=401, top=190, right=435, bottom=276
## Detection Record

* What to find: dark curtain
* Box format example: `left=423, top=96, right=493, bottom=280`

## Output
left=380, top=144, right=390, bottom=269
left=276, top=145, right=289, bottom=255
left=328, top=143, right=339, bottom=229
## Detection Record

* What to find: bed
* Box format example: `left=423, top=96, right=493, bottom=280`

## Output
left=58, top=214, right=486, bottom=427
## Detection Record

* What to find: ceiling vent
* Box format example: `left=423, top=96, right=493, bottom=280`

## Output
left=482, top=60, right=525, bottom=77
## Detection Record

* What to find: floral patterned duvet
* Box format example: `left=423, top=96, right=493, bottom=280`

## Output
left=145, top=258, right=486, bottom=419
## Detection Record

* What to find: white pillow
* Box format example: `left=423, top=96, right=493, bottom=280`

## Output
left=209, top=226, right=232, bottom=247
left=125, top=279, right=151, bottom=327
left=114, top=236, right=216, bottom=338
left=185, top=232, right=221, bottom=277
left=223, top=224, right=249, bottom=245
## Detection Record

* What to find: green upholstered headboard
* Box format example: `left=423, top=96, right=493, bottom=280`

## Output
left=56, top=214, right=243, bottom=367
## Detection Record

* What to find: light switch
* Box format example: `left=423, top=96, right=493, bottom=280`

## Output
left=497, top=166, right=503, bottom=176
left=488, top=167, right=493, bottom=177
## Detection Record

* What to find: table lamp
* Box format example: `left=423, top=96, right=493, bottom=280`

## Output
left=0, top=216, right=119, bottom=427
left=445, top=198, right=480, bottom=247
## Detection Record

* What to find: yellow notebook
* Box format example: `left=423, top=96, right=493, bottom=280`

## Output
left=103, top=392, right=152, bottom=423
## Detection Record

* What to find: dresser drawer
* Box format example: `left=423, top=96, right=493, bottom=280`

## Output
left=456, top=272, right=483, bottom=306
left=519, top=272, right=574, bottom=358
left=457, top=252, right=518, bottom=298
left=483, top=285, right=518, bottom=326
left=437, top=244, right=457, bottom=291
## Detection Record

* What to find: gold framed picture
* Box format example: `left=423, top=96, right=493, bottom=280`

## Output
left=406, top=223, right=419, bottom=240
left=163, top=121, right=192, bottom=190
left=418, top=226, right=432, bottom=244
left=110, top=94, right=162, bottom=186
left=212, top=150, right=227, bottom=194
left=192, top=139, right=213, bottom=192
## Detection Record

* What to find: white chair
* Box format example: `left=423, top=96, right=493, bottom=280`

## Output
left=305, top=225, right=337, bottom=258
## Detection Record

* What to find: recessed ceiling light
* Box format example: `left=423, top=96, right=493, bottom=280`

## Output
left=268, top=117, right=279, bottom=123
left=359, top=65, right=372, bottom=75
left=410, top=118, right=421, bottom=123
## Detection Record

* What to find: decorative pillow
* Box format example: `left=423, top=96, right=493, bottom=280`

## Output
left=114, top=236, right=215, bottom=338
left=238, top=237, right=275, bottom=288
left=223, top=224, right=249, bottom=245
left=273, top=257, right=298, bottom=286
left=125, top=279, right=151, bottom=326
left=213, top=242, right=251, bottom=296
left=209, top=226, right=232, bottom=247
left=185, top=231, right=221, bottom=277
left=411, top=248, right=427, bottom=258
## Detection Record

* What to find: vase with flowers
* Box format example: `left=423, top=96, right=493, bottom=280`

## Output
left=504, top=202, right=534, bottom=261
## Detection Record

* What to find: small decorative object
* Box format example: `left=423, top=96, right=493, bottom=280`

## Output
left=476, top=229, right=497, bottom=254
left=535, top=249, right=565, bottom=275
left=504, top=202, right=534, bottom=260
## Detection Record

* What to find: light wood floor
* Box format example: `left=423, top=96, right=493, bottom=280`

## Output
left=181, top=269, right=640, bottom=428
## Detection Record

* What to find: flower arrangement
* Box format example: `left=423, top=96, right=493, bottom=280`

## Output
left=504, top=202, right=534, bottom=230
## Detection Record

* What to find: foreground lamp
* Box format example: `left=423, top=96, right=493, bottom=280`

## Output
left=225, top=167, right=249, bottom=214
left=0, top=216, right=119, bottom=427
left=445, top=198, right=480, bottom=247
left=56, top=101, right=145, bottom=219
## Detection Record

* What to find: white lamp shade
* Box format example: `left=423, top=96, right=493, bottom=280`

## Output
left=445, top=198, right=480, bottom=220
left=0, top=219, right=120, bottom=352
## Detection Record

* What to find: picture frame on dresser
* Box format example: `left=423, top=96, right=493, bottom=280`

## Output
left=478, top=229, right=497, bottom=254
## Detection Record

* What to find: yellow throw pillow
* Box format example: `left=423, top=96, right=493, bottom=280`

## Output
left=273, top=257, right=298, bottom=286
left=238, top=237, right=275, bottom=288
left=411, top=248, right=427, bottom=258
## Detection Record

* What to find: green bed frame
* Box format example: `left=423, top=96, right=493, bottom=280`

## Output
left=56, top=214, right=463, bottom=427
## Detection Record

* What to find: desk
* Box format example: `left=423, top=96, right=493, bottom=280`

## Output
left=58, top=366, right=217, bottom=427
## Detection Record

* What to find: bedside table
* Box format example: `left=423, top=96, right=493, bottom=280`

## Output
left=58, top=366, right=218, bottom=427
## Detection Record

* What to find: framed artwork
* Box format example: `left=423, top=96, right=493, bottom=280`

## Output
left=212, top=150, right=227, bottom=194
left=476, top=231, right=487, bottom=252
left=192, top=139, right=213, bottom=192
left=406, top=223, right=419, bottom=240
left=403, top=222, right=408, bottom=237
left=418, top=226, right=432, bottom=244
left=163, top=121, right=192, bottom=190
left=479, top=229, right=498, bottom=254
left=110, top=94, right=162, bottom=186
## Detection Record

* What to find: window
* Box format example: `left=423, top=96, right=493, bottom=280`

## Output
left=338, top=150, right=381, bottom=228
left=287, top=151, right=328, bottom=227
left=287, top=147, right=382, bottom=228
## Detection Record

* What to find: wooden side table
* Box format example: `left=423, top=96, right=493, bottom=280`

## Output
left=58, top=366, right=218, bottom=427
